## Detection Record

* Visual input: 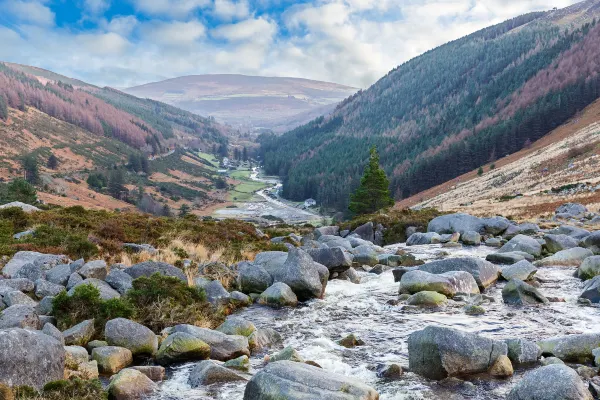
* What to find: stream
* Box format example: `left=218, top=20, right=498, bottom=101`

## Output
left=151, top=243, right=600, bottom=400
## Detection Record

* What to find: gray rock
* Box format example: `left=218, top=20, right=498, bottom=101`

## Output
left=544, top=234, right=579, bottom=253
left=0, top=328, right=65, bottom=390
left=535, top=247, right=593, bottom=267
left=14, top=263, right=44, bottom=282
left=104, top=269, right=133, bottom=295
left=269, top=346, right=304, bottom=362
left=400, top=270, right=479, bottom=297
left=482, top=216, right=511, bottom=235
left=314, top=226, right=339, bottom=238
left=248, top=328, right=282, bottom=354
left=254, top=251, right=288, bottom=274
left=0, top=304, right=39, bottom=329
left=2, top=290, right=37, bottom=307
left=66, top=272, right=83, bottom=290
left=306, top=247, right=352, bottom=273
left=580, top=231, right=600, bottom=254
left=34, top=279, right=65, bottom=298
left=486, top=251, right=534, bottom=264
left=0, top=278, right=34, bottom=292
left=45, top=264, right=71, bottom=286
left=498, top=235, right=542, bottom=257
left=92, top=346, right=133, bottom=374
left=258, top=282, right=298, bottom=307
left=36, top=296, right=54, bottom=315
left=189, top=360, right=246, bottom=387
left=580, top=276, right=600, bottom=303
left=123, top=243, right=158, bottom=254
left=69, top=258, right=85, bottom=273
left=13, top=229, right=34, bottom=240
left=485, top=237, right=502, bottom=247
left=63, top=319, right=95, bottom=346
left=318, top=235, right=353, bottom=251
left=461, top=231, right=481, bottom=245
left=125, top=261, right=186, bottom=281
left=503, top=223, right=540, bottom=239
left=156, top=332, right=210, bottom=365
left=505, top=338, right=541, bottom=365
left=2, top=251, right=67, bottom=278
left=407, top=291, right=447, bottom=307
left=538, top=333, right=600, bottom=362
left=130, top=366, right=165, bottom=382
left=38, top=315, right=55, bottom=326
left=338, top=267, right=361, bottom=284
left=197, top=280, right=230, bottom=305
left=216, top=317, right=256, bottom=337
left=237, top=261, right=273, bottom=294
left=351, top=245, right=379, bottom=266
left=108, top=368, right=157, bottom=400
left=549, top=225, right=591, bottom=240
left=556, top=203, right=588, bottom=217
left=68, top=278, right=121, bottom=300
left=501, top=260, right=538, bottom=281
left=418, top=257, right=499, bottom=289
left=42, top=322, right=64, bottom=345
left=407, top=325, right=508, bottom=380
left=502, top=279, right=549, bottom=305
left=267, top=248, right=328, bottom=301
left=507, top=364, right=593, bottom=400
left=78, top=260, right=107, bottom=280
left=428, top=213, right=485, bottom=235
left=243, top=360, right=379, bottom=400
left=578, top=256, right=600, bottom=280
left=347, top=236, right=372, bottom=248
left=351, top=222, right=374, bottom=242
left=169, top=325, right=250, bottom=361
left=407, top=232, right=442, bottom=246
left=105, top=318, right=158, bottom=356
left=230, top=291, right=251, bottom=306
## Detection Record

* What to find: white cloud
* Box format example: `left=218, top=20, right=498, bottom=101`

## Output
left=213, top=0, right=250, bottom=20
left=83, top=0, right=110, bottom=15
left=103, top=15, right=139, bottom=36
left=212, top=17, right=277, bottom=43
left=141, top=20, right=206, bottom=46
left=3, top=0, right=55, bottom=26
left=131, top=0, right=211, bottom=18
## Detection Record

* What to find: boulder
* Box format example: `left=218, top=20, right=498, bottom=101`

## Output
left=2, top=251, right=67, bottom=278
left=123, top=243, right=158, bottom=254
left=351, top=245, right=379, bottom=266
left=2, top=290, right=37, bottom=307
left=124, top=261, right=186, bottom=281
left=64, top=345, right=90, bottom=370
left=407, top=326, right=507, bottom=380
left=66, top=272, right=83, bottom=290
left=556, top=203, right=588, bottom=217
left=224, top=355, right=250, bottom=372
left=507, top=364, right=593, bottom=400
left=91, top=346, right=132, bottom=374
left=267, top=248, right=328, bottom=301
left=503, top=223, right=540, bottom=239
left=502, top=279, right=549, bottom=305
left=486, top=251, right=534, bottom=264
left=69, top=258, right=85, bottom=273
left=248, top=328, right=282, bottom=353
left=418, top=257, right=499, bottom=289
left=488, top=355, right=514, bottom=377
left=544, top=234, right=579, bottom=253
left=505, top=338, right=541, bottom=365
left=428, top=213, right=485, bottom=235
left=538, top=333, right=600, bottom=362
left=498, top=235, right=542, bottom=257
left=269, top=346, right=304, bottom=363
left=34, top=279, right=64, bottom=298
left=45, top=264, right=71, bottom=286
left=237, top=262, right=273, bottom=294
left=306, top=247, right=352, bottom=273
left=197, top=280, right=230, bottom=305
left=254, top=251, right=288, bottom=274
left=230, top=291, right=251, bottom=306
left=188, top=360, right=246, bottom=387
left=580, top=231, right=600, bottom=254
left=578, top=256, right=600, bottom=280
left=0, top=304, right=39, bottom=329
left=105, top=318, right=158, bottom=356
left=338, top=333, right=365, bottom=348
left=0, top=278, right=34, bottom=292
left=485, top=238, right=502, bottom=247
left=243, top=360, right=379, bottom=400
left=63, top=319, right=95, bottom=346
left=501, top=261, right=537, bottom=281
left=130, top=366, right=165, bottom=382
left=14, top=263, right=44, bottom=282
left=406, top=291, right=447, bottom=307
left=169, top=325, right=250, bottom=361
left=258, top=282, right=298, bottom=307
left=338, top=267, right=361, bottom=284
left=461, top=231, right=481, bottom=245
left=104, top=270, right=133, bottom=295
left=535, top=248, right=593, bottom=267
left=580, top=276, right=600, bottom=303
left=68, top=278, right=120, bottom=300
left=550, top=225, right=591, bottom=240
left=36, top=296, right=54, bottom=315
left=314, top=226, right=339, bottom=238
left=42, top=322, right=64, bottom=345
left=79, top=260, right=107, bottom=280
left=400, top=270, right=479, bottom=297
left=216, top=317, right=256, bottom=337
left=482, top=217, right=511, bottom=235
left=0, top=328, right=65, bottom=390
left=351, top=222, right=374, bottom=242
left=108, top=368, right=157, bottom=400
left=156, top=332, right=211, bottom=365
left=318, top=236, right=353, bottom=251
left=406, top=232, right=441, bottom=246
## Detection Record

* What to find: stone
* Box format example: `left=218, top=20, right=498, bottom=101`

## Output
left=91, top=346, right=132, bottom=374
left=124, top=261, right=186, bottom=281
left=501, top=260, right=538, bottom=281
left=464, top=305, right=485, bottom=315
left=104, top=269, right=133, bottom=295
left=593, top=348, right=600, bottom=366
left=270, top=346, right=305, bottom=363
left=351, top=222, right=375, bottom=242
left=428, top=213, right=485, bottom=235
left=580, top=231, right=600, bottom=254
left=230, top=291, right=251, bottom=306
left=197, top=279, right=230, bottom=305
left=503, top=223, right=540, bottom=239
left=68, top=278, right=120, bottom=300
left=169, top=325, right=250, bottom=361
left=306, top=247, right=352, bottom=273
left=45, top=264, right=71, bottom=286
left=108, top=369, right=157, bottom=400
left=461, top=231, right=481, bottom=245
left=580, top=276, right=600, bottom=303
left=2, top=252, right=66, bottom=278
left=556, top=203, right=588, bottom=217
left=36, top=296, right=54, bottom=315
left=400, top=270, right=479, bottom=297
left=506, top=364, right=593, bottom=400
left=376, top=364, right=403, bottom=379
left=488, top=355, right=514, bottom=377
left=237, top=262, right=273, bottom=294
left=541, top=357, right=565, bottom=366
left=0, top=304, right=39, bottom=329
left=266, top=248, right=328, bottom=301
left=13, top=263, right=44, bottom=282
left=248, top=328, right=282, bottom=353
left=78, top=260, right=107, bottom=280
left=69, top=258, right=85, bottom=273
left=2, top=290, right=37, bottom=307
left=40, top=322, right=63, bottom=343
left=319, top=236, right=353, bottom=251
left=338, top=333, right=365, bottom=348
left=535, top=247, right=593, bottom=267
left=407, top=325, right=507, bottom=380
left=216, top=317, right=256, bottom=337
left=505, top=339, right=541, bottom=365
left=188, top=360, right=246, bottom=387
left=130, top=366, right=165, bottom=382
left=258, top=282, right=299, bottom=307
left=156, top=332, right=211, bottom=365
left=64, top=345, right=90, bottom=370
left=502, top=279, right=549, bottom=305
left=418, top=257, right=499, bottom=289
left=105, top=318, right=158, bottom=356
left=544, top=234, right=579, bottom=253
left=351, top=245, right=380, bottom=266
left=550, top=225, right=591, bottom=240
left=406, top=232, right=442, bottom=246
left=407, top=291, right=447, bottom=307
left=576, top=366, right=598, bottom=380
left=314, top=226, right=339, bottom=238
left=486, top=251, right=534, bottom=264
left=34, top=279, right=64, bottom=298
left=244, top=360, right=380, bottom=400
left=338, top=267, right=361, bottom=284
left=0, top=328, right=65, bottom=390
left=63, top=319, right=95, bottom=346
left=224, top=355, right=250, bottom=372
left=483, top=217, right=511, bottom=235
left=123, top=243, right=158, bottom=254
left=485, top=238, right=502, bottom=247
left=0, top=278, right=34, bottom=292
left=498, top=235, right=542, bottom=257
left=66, top=273, right=83, bottom=290
left=538, top=333, right=600, bottom=362
left=578, top=256, right=600, bottom=280
left=87, top=340, right=108, bottom=351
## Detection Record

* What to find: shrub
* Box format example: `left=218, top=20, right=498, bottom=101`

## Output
left=0, top=207, right=29, bottom=231
left=0, top=179, right=37, bottom=205
left=14, top=378, right=107, bottom=400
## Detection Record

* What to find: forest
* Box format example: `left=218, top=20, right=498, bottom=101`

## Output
left=260, top=12, right=600, bottom=212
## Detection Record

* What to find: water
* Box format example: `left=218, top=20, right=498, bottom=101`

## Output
left=152, top=244, right=600, bottom=399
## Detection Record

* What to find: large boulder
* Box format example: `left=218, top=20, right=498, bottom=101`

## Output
left=0, top=328, right=65, bottom=390
left=1, top=290, right=37, bottom=307
left=0, top=278, right=34, bottom=292
left=556, top=203, right=588, bottom=218
left=482, top=216, right=511, bottom=235
left=156, top=332, right=211, bottom=365
left=34, top=279, right=65, bottom=298
left=243, top=360, right=379, bottom=400
left=68, top=278, right=120, bottom=300
left=258, top=282, right=298, bottom=307
left=13, top=263, right=44, bottom=282
left=104, top=270, right=133, bottom=295
left=318, top=235, right=353, bottom=251
left=351, top=245, right=380, bottom=266
left=45, top=264, right=71, bottom=286
left=314, top=226, right=339, bottom=238
left=461, top=231, right=481, bottom=245
left=124, top=261, right=186, bottom=281
left=63, top=319, right=95, bottom=346
left=407, top=326, right=508, bottom=380
left=91, top=346, right=133, bottom=374
left=105, top=318, right=158, bottom=356
left=580, top=231, right=600, bottom=254
left=418, top=257, right=499, bottom=289
left=306, top=247, right=352, bottom=273
left=237, top=262, right=273, bottom=294
left=399, top=270, right=479, bottom=297
left=196, top=279, right=230, bottom=305
left=505, top=338, right=541, bottom=366
left=428, top=213, right=485, bottom=235
left=406, top=232, right=441, bottom=246
left=580, top=276, right=600, bottom=303
left=498, top=235, right=542, bottom=257
left=79, top=260, right=107, bottom=280
left=188, top=360, right=246, bottom=387
left=248, top=328, right=282, bottom=354
left=544, top=234, right=579, bottom=253
left=501, top=260, right=537, bottom=281
left=2, top=252, right=67, bottom=278
left=535, top=248, right=593, bottom=267
left=502, top=279, right=549, bottom=305
left=503, top=223, right=540, bottom=239
left=538, top=333, right=600, bottom=362
left=486, top=251, right=534, bottom=264
left=507, top=364, right=593, bottom=400
left=254, top=252, right=288, bottom=275
left=578, top=256, right=600, bottom=280
left=267, top=248, right=328, bottom=301
left=351, top=222, right=374, bottom=242
left=0, top=304, right=40, bottom=329
left=216, top=317, right=256, bottom=337
left=108, top=368, right=157, bottom=400
left=549, top=225, right=591, bottom=240
left=169, top=325, right=250, bottom=361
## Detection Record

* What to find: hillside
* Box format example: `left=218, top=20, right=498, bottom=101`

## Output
left=124, top=74, right=357, bottom=134
left=260, top=0, right=600, bottom=212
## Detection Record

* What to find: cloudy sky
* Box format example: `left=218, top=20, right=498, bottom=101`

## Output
left=0, top=0, right=581, bottom=89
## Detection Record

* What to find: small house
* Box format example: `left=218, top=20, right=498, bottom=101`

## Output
left=304, top=198, right=317, bottom=208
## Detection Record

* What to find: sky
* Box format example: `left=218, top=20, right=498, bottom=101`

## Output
left=0, top=0, right=582, bottom=89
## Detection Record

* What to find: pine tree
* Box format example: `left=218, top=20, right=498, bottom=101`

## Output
left=47, top=154, right=59, bottom=170
left=108, top=169, right=126, bottom=199
left=477, top=166, right=484, bottom=176
left=22, top=155, right=39, bottom=185
left=179, top=204, right=190, bottom=217
left=0, top=95, right=7, bottom=121
left=242, top=147, right=248, bottom=162
left=348, top=146, right=394, bottom=215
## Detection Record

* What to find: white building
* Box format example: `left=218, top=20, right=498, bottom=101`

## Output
left=304, top=198, right=317, bottom=208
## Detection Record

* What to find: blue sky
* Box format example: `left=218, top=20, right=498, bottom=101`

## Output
left=0, top=0, right=581, bottom=88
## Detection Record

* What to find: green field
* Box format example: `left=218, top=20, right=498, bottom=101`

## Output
left=197, top=152, right=219, bottom=170
left=228, top=169, right=268, bottom=201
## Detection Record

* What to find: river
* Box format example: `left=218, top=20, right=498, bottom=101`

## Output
left=151, top=243, right=600, bottom=400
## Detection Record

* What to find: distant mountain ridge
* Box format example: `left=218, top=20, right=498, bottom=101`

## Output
left=125, top=74, right=358, bottom=134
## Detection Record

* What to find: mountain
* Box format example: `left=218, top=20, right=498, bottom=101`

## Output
left=259, top=0, right=600, bottom=212
left=124, top=74, right=358, bottom=134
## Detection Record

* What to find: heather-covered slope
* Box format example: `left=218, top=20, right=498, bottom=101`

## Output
left=260, top=0, right=600, bottom=212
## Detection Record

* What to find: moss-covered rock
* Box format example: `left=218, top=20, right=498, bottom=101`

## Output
left=269, top=346, right=304, bottom=363
left=156, top=332, right=211, bottom=366
left=224, top=355, right=250, bottom=372
left=91, top=346, right=132, bottom=375
left=406, top=291, right=447, bottom=307
left=108, top=369, right=157, bottom=400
